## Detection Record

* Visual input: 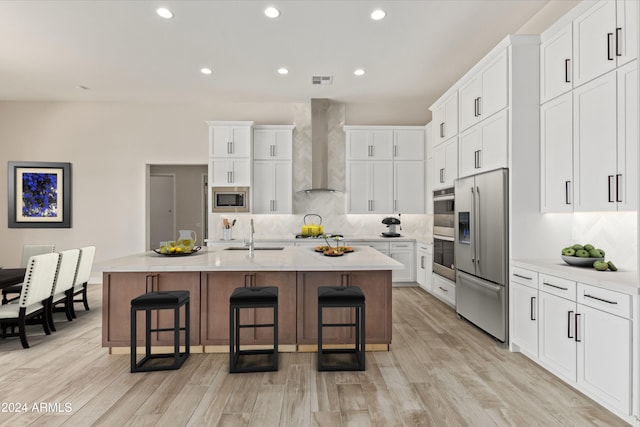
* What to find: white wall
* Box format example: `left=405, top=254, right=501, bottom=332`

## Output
left=0, top=100, right=429, bottom=267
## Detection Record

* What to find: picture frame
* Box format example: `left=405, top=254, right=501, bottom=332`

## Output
left=8, top=161, right=72, bottom=228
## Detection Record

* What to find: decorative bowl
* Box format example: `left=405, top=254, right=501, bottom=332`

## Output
left=153, top=246, right=202, bottom=256
left=561, top=254, right=604, bottom=267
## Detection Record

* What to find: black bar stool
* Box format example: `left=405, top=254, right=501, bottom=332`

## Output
left=229, top=286, right=278, bottom=373
left=130, top=290, right=190, bottom=373
left=317, top=286, right=366, bottom=371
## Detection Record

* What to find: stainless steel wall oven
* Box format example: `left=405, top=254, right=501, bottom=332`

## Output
left=433, top=187, right=456, bottom=282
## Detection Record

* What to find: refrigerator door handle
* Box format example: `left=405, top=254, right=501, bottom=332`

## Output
left=470, top=279, right=502, bottom=293
left=475, top=185, right=480, bottom=265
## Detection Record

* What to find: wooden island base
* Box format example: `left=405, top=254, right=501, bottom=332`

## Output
left=102, top=270, right=392, bottom=352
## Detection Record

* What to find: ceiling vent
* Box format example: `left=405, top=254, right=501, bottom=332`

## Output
left=312, top=75, right=333, bottom=85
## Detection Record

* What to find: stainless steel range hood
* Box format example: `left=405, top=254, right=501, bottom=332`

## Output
left=299, top=98, right=341, bottom=193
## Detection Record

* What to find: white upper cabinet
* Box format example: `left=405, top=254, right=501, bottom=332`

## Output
left=253, top=126, right=294, bottom=160
left=346, top=129, right=393, bottom=160
left=573, top=0, right=637, bottom=87
left=458, top=109, right=508, bottom=178
left=573, top=70, right=618, bottom=212
left=541, top=92, right=574, bottom=212
left=210, top=158, right=251, bottom=186
left=432, top=137, right=458, bottom=190
left=541, top=22, right=573, bottom=103
left=345, top=126, right=425, bottom=214
left=393, top=129, right=425, bottom=160
left=616, top=61, right=638, bottom=211
left=252, top=161, right=292, bottom=214
left=431, top=91, right=458, bottom=145
left=394, top=161, right=425, bottom=213
left=459, top=49, right=508, bottom=132
left=209, top=123, right=252, bottom=158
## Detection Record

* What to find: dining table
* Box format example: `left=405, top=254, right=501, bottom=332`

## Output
left=0, top=268, right=26, bottom=290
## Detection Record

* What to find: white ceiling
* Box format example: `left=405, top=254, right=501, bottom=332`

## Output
left=0, top=0, right=566, bottom=105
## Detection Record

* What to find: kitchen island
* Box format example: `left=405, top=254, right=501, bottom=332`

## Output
left=100, top=245, right=402, bottom=352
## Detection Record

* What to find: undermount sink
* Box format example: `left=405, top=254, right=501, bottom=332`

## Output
left=224, top=247, right=285, bottom=250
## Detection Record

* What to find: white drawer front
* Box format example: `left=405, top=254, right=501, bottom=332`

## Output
left=364, top=242, right=390, bottom=252
left=390, top=242, right=413, bottom=251
left=539, top=274, right=576, bottom=300
left=432, top=274, right=455, bottom=306
left=577, top=283, right=631, bottom=318
left=511, top=267, right=538, bottom=288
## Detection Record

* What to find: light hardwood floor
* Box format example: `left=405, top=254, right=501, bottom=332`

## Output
left=0, top=285, right=629, bottom=426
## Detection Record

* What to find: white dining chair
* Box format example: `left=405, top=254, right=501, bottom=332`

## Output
left=70, top=246, right=96, bottom=318
left=0, top=252, right=60, bottom=348
left=2, top=244, right=56, bottom=304
left=47, top=249, right=80, bottom=332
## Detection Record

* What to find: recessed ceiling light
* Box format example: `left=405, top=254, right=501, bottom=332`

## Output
left=200, top=67, right=213, bottom=75
left=277, top=68, right=289, bottom=75
left=156, top=7, right=174, bottom=19
left=354, top=69, right=366, bottom=76
left=370, top=9, right=386, bottom=21
left=265, top=7, right=280, bottom=18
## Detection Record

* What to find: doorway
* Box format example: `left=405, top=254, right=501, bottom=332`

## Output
left=150, top=174, right=176, bottom=249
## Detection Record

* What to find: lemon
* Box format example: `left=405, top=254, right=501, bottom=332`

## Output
left=175, top=247, right=183, bottom=253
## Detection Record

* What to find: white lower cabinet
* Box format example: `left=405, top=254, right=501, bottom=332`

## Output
left=511, top=265, right=632, bottom=421
left=416, top=243, right=433, bottom=291
left=510, top=267, right=539, bottom=358
left=389, top=242, right=415, bottom=282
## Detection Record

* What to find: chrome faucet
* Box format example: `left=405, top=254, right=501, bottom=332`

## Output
left=248, top=218, right=255, bottom=256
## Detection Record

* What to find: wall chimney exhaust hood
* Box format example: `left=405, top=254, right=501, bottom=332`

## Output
left=299, top=98, right=341, bottom=193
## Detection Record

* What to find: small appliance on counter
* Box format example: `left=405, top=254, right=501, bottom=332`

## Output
left=381, top=216, right=401, bottom=237
left=301, top=214, right=323, bottom=237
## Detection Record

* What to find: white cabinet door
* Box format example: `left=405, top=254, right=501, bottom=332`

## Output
left=416, top=244, right=432, bottom=291
left=346, top=130, right=394, bottom=160
left=617, top=61, right=638, bottom=211
left=394, top=161, right=425, bottom=213
left=541, top=92, right=574, bottom=212
left=210, top=158, right=251, bottom=186
left=210, top=126, right=251, bottom=158
left=573, top=70, right=617, bottom=212
left=458, top=50, right=508, bottom=132
left=577, top=304, right=631, bottom=416
left=573, top=0, right=617, bottom=86
left=252, top=161, right=292, bottom=214
left=346, top=161, right=393, bottom=213
left=253, top=129, right=292, bottom=160
left=390, top=249, right=415, bottom=282
left=616, top=0, right=638, bottom=67
left=432, top=137, right=458, bottom=190
left=458, top=109, right=508, bottom=178
left=538, top=291, right=577, bottom=382
left=458, top=75, right=482, bottom=132
left=394, top=130, right=425, bottom=160
left=511, top=282, right=538, bottom=357
left=433, top=92, right=458, bottom=145
left=370, top=162, right=394, bottom=213
left=480, top=49, right=509, bottom=120
left=541, top=22, right=573, bottom=103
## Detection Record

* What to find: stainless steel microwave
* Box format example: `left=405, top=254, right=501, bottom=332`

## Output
left=212, top=186, right=249, bottom=213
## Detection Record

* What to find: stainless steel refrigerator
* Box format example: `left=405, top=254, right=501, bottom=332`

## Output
left=454, top=168, right=508, bottom=342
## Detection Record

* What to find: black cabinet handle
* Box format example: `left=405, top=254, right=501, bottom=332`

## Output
left=608, top=175, right=615, bottom=202
left=607, top=33, right=614, bottom=60
left=513, top=273, right=533, bottom=281
left=440, top=122, right=445, bottom=138
left=584, top=294, right=618, bottom=305
left=530, top=296, right=536, bottom=321
left=565, top=181, right=572, bottom=205
left=564, top=59, right=571, bottom=83
left=616, top=174, right=622, bottom=202
left=567, top=311, right=574, bottom=339
left=575, top=313, right=582, bottom=342
left=616, top=27, right=622, bottom=56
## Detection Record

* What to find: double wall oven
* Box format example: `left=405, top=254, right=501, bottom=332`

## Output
left=433, top=187, right=455, bottom=282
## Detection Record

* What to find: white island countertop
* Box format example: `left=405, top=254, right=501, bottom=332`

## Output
left=97, top=245, right=404, bottom=273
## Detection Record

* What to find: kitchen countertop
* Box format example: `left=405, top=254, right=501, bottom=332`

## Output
left=97, top=245, right=404, bottom=273
left=205, top=235, right=417, bottom=244
left=513, top=259, right=638, bottom=294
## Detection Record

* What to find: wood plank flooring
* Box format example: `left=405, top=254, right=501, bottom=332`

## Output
left=0, top=285, right=630, bottom=426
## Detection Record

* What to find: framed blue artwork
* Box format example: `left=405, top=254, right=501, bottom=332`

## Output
left=8, top=161, right=71, bottom=228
